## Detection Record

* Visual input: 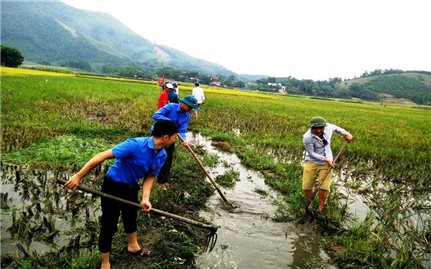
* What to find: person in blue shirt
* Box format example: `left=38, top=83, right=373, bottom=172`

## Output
left=152, top=95, right=198, bottom=190
left=65, top=120, right=179, bottom=269
left=302, top=116, right=353, bottom=213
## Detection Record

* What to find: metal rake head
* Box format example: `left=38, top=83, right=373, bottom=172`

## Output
left=203, top=231, right=218, bottom=252
left=297, top=208, right=317, bottom=224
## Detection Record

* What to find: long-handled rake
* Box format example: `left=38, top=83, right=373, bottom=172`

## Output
left=178, top=135, right=235, bottom=209
left=56, top=179, right=219, bottom=252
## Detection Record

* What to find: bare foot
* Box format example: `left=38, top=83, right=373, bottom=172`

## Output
left=159, top=183, right=169, bottom=190
left=100, top=262, right=111, bottom=269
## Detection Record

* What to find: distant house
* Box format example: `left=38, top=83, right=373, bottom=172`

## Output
left=210, top=81, right=223, bottom=87
left=378, top=93, right=394, bottom=98
left=268, top=82, right=282, bottom=87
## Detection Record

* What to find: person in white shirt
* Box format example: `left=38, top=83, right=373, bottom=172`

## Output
left=192, top=82, right=205, bottom=119
left=172, top=81, right=179, bottom=95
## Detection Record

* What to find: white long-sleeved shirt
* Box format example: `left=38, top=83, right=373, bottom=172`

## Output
left=192, top=86, right=205, bottom=104
left=303, top=123, right=350, bottom=165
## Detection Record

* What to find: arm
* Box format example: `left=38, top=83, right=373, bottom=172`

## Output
left=65, top=149, right=114, bottom=189
left=332, top=124, right=353, bottom=142
left=178, top=115, right=189, bottom=141
left=152, top=105, right=171, bottom=121
left=332, top=124, right=353, bottom=137
left=140, top=175, right=156, bottom=212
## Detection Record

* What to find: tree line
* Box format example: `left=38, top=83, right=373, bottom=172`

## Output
left=2, top=45, right=429, bottom=104
left=101, top=65, right=245, bottom=88
left=250, top=70, right=431, bottom=105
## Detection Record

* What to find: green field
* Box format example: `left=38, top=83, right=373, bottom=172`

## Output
left=1, top=67, right=430, bottom=268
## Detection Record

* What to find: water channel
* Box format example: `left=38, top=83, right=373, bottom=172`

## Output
left=187, top=133, right=336, bottom=269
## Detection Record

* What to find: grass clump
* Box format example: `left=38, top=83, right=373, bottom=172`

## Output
left=215, top=169, right=239, bottom=188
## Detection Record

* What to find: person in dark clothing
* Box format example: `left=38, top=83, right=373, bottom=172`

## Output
left=64, top=120, right=179, bottom=269
left=167, top=84, right=179, bottom=104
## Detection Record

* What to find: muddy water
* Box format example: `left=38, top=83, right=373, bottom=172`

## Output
left=186, top=133, right=336, bottom=269
left=0, top=166, right=100, bottom=258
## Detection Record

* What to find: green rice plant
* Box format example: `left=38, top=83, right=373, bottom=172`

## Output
left=2, top=68, right=430, bottom=269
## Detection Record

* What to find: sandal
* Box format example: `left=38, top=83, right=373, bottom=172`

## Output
left=128, top=248, right=152, bottom=257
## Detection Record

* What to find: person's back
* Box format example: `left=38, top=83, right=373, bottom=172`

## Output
left=192, top=83, right=205, bottom=104
left=168, top=90, right=179, bottom=104
left=192, top=82, right=204, bottom=119
left=158, top=82, right=177, bottom=109
left=157, top=89, right=169, bottom=109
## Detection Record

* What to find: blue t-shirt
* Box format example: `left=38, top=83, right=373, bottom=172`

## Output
left=106, top=137, right=167, bottom=185
left=152, top=103, right=190, bottom=140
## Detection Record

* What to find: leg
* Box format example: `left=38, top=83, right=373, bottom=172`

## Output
left=99, top=178, right=122, bottom=268
left=127, top=231, right=140, bottom=252
left=302, top=161, right=318, bottom=208
left=194, top=105, right=200, bottom=119
left=304, top=189, right=313, bottom=207
left=100, top=252, right=110, bottom=269
left=317, top=166, right=333, bottom=212
left=157, top=144, right=175, bottom=186
left=125, top=230, right=151, bottom=256
left=318, top=189, right=329, bottom=213
left=120, top=186, right=140, bottom=252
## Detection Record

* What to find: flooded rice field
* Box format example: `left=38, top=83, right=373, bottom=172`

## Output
left=0, top=165, right=102, bottom=266
left=1, top=132, right=429, bottom=268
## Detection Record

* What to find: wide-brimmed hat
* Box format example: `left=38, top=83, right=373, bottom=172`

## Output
left=181, top=95, right=198, bottom=109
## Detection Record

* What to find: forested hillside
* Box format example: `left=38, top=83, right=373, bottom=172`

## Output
left=251, top=70, right=431, bottom=105
left=0, top=0, right=235, bottom=76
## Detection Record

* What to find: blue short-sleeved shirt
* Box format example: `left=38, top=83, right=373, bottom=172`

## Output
left=152, top=103, right=190, bottom=140
left=106, top=137, right=167, bottom=185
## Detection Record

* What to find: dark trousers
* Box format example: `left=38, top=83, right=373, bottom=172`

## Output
left=99, top=177, right=139, bottom=253
left=157, top=143, right=175, bottom=184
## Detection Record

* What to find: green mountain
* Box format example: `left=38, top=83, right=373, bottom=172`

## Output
left=0, top=0, right=235, bottom=75
left=340, top=71, right=431, bottom=105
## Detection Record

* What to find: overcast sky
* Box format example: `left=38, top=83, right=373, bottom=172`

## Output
left=62, top=0, right=430, bottom=80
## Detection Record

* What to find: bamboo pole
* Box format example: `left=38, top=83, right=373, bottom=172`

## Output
left=305, top=141, right=348, bottom=210
left=178, top=135, right=235, bottom=208
left=56, top=179, right=219, bottom=232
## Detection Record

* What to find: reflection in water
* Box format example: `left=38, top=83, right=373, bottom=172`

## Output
left=187, top=133, right=336, bottom=269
